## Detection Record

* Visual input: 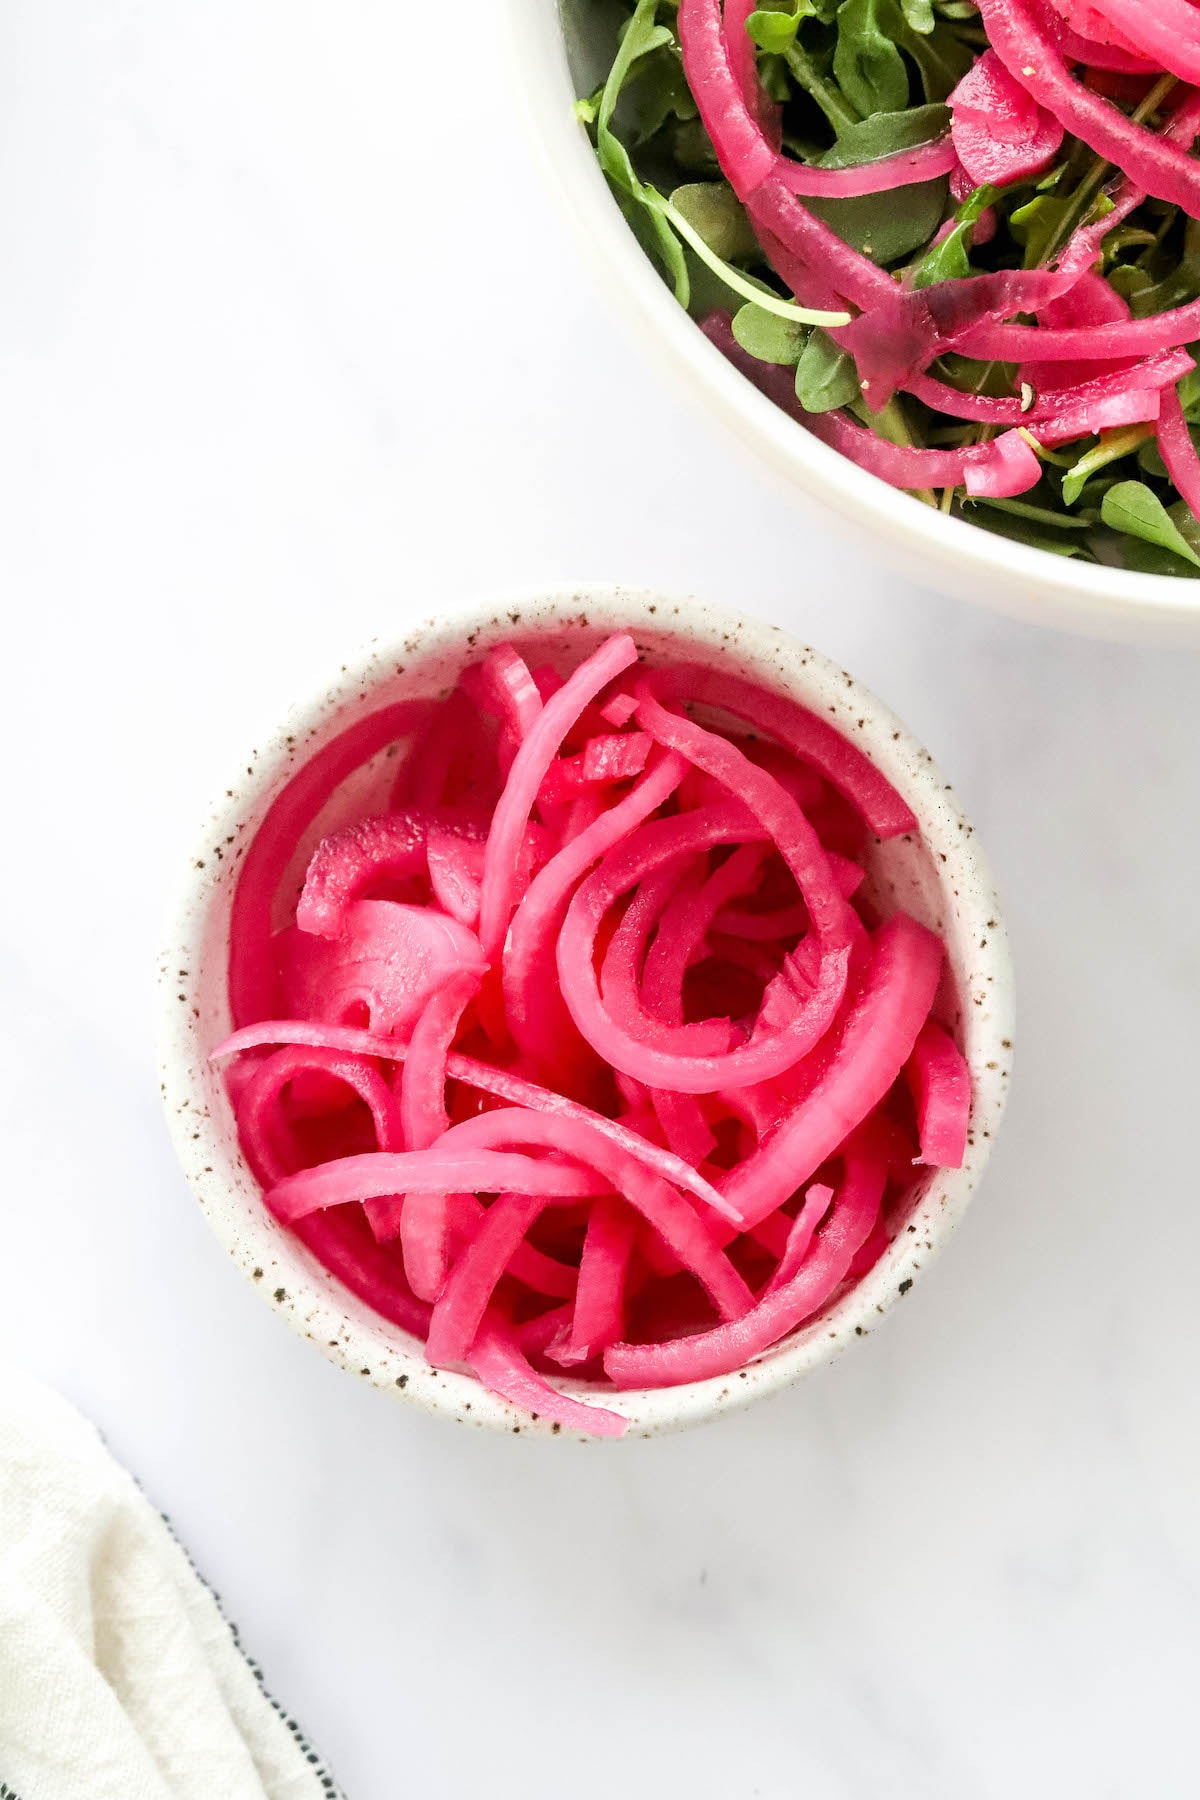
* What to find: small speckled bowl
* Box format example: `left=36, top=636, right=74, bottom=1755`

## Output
left=158, top=588, right=1014, bottom=1440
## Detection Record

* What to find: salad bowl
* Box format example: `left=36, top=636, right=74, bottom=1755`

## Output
left=506, top=0, right=1200, bottom=643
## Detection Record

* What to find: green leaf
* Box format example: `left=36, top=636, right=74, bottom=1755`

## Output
left=807, top=179, right=948, bottom=265
left=598, top=14, right=673, bottom=143
left=669, top=117, right=723, bottom=171
left=1010, top=194, right=1077, bottom=269
left=967, top=508, right=1088, bottom=558
left=1130, top=259, right=1200, bottom=320
left=617, top=186, right=691, bottom=305
left=784, top=39, right=860, bottom=135
left=833, top=0, right=910, bottom=116
left=624, top=47, right=697, bottom=143
left=1107, top=263, right=1154, bottom=306
left=678, top=248, right=760, bottom=319
left=594, top=1, right=690, bottom=302
left=1100, top=481, right=1200, bottom=567
left=1170, top=496, right=1200, bottom=546
left=732, top=302, right=809, bottom=364
left=746, top=9, right=803, bottom=51
left=900, top=0, right=935, bottom=28
left=766, top=0, right=840, bottom=22
left=757, top=52, right=794, bottom=102
left=1176, top=364, right=1200, bottom=423
left=910, top=224, right=970, bottom=288
left=795, top=329, right=861, bottom=410
left=817, top=103, right=950, bottom=167
left=932, top=350, right=1019, bottom=398
left=876, top=0, right=973, bottom=99
left=1096, top=533, right=1199, bottom=577
left=909, top=187, right=994, bottom=290
left=669, top=183, right=758, bottom=262
left=954, top=182, right=998, bottom=226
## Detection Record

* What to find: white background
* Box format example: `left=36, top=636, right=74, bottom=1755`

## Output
left=2, top=4, right=1199, bottom=1796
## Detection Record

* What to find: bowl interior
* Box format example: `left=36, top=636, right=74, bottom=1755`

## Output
left=161, top=590, right=1013, bottom=1438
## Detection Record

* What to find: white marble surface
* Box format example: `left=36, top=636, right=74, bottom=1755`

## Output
left=1, top=4, right=1199, bottom=1795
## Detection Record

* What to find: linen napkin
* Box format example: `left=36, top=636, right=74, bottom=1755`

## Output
left=0, top=1367, right=341, bottom=1800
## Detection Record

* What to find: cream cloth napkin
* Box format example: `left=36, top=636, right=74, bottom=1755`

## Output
left=0, top=1367, right=340, bottom=1800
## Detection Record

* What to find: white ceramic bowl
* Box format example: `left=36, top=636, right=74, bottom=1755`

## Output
left=158, top=587, right=1013, bottom=1439
left=505, top=0, right=1200, bottom=644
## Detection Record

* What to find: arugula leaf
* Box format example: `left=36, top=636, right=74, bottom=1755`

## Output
left=597, top=12, right=673, bottom=154
left=1138, top=422, right=1200, bottom=487
left=747, top=9, right=805, bottom=51
left=817, top=103, right=950, bottom=167
left=1107, top=262, right=1155, bottom=307
left=967, top=508, right=1088, bottom=558
left=810, top=107, right=954, bottom=265
left=1130, top=242, right=1200, bottom=319
left=931, top=350, right=1019, bottom=398
left=595, top=1, right=690, bottom=301
left=833, top=0, right=910, bottom=117
left=752, top=0, right=834, bottom=27
left=1171, top=496, right=1200, bottom=547
left=910, top=183, right=996, bottom=288
left=900, top=0, right=935, bottom=29
left=623, top=46, right=698, bottom=142
left=784, top=37, right=860, bottom=134
left=669, top=183, right=758, bottom=262
left=807, top=179, right=948, bottom=264
left=1011, top=194, right=1080, bottom=270
left=732, top=303, right=809, bottom=364
left=795, top=329, right=861, bottom=410
left=1097, top=533, right=1199, bottom=577
left=876, top=0, right=973, bottom=99
left=1100, top=481, right=1200, bottom=567
left=757, top=53, right=795, bottom=103
left=753, top=0, right=840, bottom=32
left=669, top=118, right=723, bottom=171
left=1177, top=364, right=1200, bottom=423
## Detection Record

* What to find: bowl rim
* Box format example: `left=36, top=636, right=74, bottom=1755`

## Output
left=157, top=584, right=1014, bottom=1440
left=504, top=0, right=1200, bottom=642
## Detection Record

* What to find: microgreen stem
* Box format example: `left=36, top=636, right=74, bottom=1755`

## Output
left=784, top=41, right=860, bottom=136
left=1039, top=75, right=1178, bottom=268
left=644, top=188, right=853, bottom=326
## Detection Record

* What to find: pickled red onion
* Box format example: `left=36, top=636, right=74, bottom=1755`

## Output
left=906, top=1020, right=972, bottom=1169
left=478, top=632, right=638, bottom=961
left=219, top=635, right=969, bottom=1434
left=604, top=1142, right=887, bottom=1387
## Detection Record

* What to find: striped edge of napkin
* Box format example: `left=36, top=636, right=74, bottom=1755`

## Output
left=0, top=1367, right=344, bottom=1800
